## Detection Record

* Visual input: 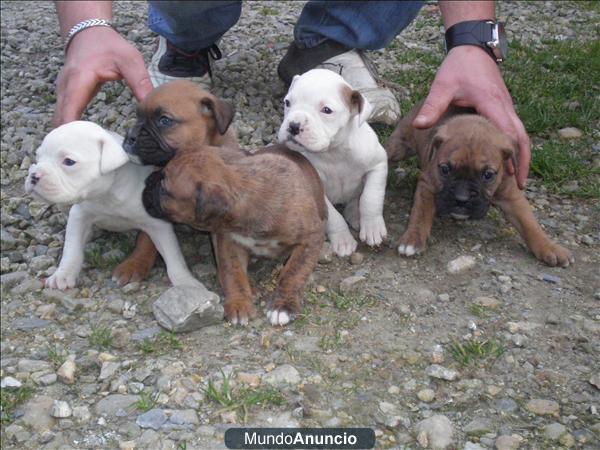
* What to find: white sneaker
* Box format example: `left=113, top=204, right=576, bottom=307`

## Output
left=319, top=50, right=400, bottom=125
left=148, top=37, right=221, bottom=89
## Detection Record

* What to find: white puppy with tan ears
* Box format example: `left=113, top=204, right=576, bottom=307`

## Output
left=278, top=68, right=388, bottom=257
left=25, top=121, right=204, bottom=290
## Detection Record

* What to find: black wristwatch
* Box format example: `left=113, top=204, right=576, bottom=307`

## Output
left=445, top=20, right=508, bottom=63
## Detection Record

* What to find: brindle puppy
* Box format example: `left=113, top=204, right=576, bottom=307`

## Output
left=143, top=143, right=327, bottom=326
left=386, top=103, right=573, bottom=267
left=113, top=80, right=239, bottom=285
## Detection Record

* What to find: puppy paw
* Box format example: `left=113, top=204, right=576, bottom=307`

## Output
left=45, top=269, right=78, bottom=290
left=359, top=216, right=387, bottom=247
left=112, top=259, right=152, bottom=286
left=329, top=229, right=358, bottom=257
left=537, top=243, right=574, bottom=267
left=266, top=308, right=295, bottom=326
left=224, top=301, right=256, bottom=326
left=397, top=231, right=426, bottom=257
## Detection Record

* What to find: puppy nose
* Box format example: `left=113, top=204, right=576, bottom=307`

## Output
left=30, top=173, right=40, bottom=185
left=288, top=121, right=301, bottom=136
left=124, top=135, right=136, bottom=150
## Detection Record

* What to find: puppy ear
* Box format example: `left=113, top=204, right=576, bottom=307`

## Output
left=500, top=136, right=520, bottom=176
left=348, top=90, right=373, bottom=126
left=195, top=183, right=230, bottom=223
left=200, top=97, right=235, bottom=135
left=427, top=125, right=449, bottom=161
left=289, top=74, right=301, bottom=90
left=99, top=132, right=129, bottom=174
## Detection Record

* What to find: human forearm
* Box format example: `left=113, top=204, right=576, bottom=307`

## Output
left=56, top=1, right=113, bottom=37
left=439, top=1, right=495, bottom=29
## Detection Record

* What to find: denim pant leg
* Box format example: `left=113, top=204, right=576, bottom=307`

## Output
left=148, top=1, right=242, bottom=52
left=295, top=1, right=424, bottom=50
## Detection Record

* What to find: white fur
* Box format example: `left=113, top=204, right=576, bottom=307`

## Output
left=266, top=309, right=291, bottom=326
left=25, top=121, right=203, bottom=290
left=229, top=233, right=281, bottom=257
left=278, top=69, right=388, bottom=257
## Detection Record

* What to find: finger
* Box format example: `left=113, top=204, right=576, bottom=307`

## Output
left=117, top=51, right=153, bottom=101
left=413, top=80, right=455, bottom=128
left=515, top=122, right=531, bottom=189
left=53, top=69, right=101, bottom=127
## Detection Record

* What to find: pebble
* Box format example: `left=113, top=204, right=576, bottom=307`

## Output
left=95, top=394, right=140, bottom=417
left=464, top=417, right=494, bottom=436
left=152, top=285, right=222, bottom=332
left=13, top=317, right=50, bottom=330
left=136, top=408, right=168, bottom=430
left=589, top=373, right=600, bottom=389
left=72, top=406, right=92, bottom=424
left=558, top=127, right=582, bottom=139
left=51, top=400, right=72, bottom=418
left=559, top=433, right=576, bottom=447
left=417, top=388, right=435, bottom=402
left=318, top=242, right=333, bottom=264
left=437, top=293, right=450, bottom=302
left=36, top=303, right=56, bottom=320
left=1, top=376, right=22, bottom=389
left=350, top=252, right=364, bottom=265
left=415, top=414, right=454, bottom=449
left=495, top=434, right=523, bottom=450
left=494, top=398, right=518, bottom=413
left=17, top=358, right=52, bottom=373
left=57, top=359, right=76, bottom=384
left=339, top=275, right=366, bottom=293
left=99, top=361, right=121, bottom=381
left=542, top=422, right=567, bottom=440
left=21, top=395, right=56, bottom=433
left=447, top=256, right=476, bottom=274
left=262, top=364, right=300, bottom=386
left=540, top=273, right=561, bottom=284
left=426, top=364, right=458, bottom=381
left=33, top=372, right=57, bottom=386
left=525, top=398, right=560, bottom=416
left=474, top=296, right=500, bottom=308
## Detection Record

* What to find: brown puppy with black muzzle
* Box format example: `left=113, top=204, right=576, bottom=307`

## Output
left=142, top=143, right=327, bottom=326
left=112, top=80, right=239, bottom=285
left=386, top=103, right=574, bottom=267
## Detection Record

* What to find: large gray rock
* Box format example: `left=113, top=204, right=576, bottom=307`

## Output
left=21, top=396, right=56, bottom=433
left=152, top=285, right=222, bottom=333
left=95, top=394, right=140, bottom=417
left=416, top=414, right=454, bottom=449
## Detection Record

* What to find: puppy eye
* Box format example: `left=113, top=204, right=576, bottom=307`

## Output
left=158, top=116, right=174, bottom=127
left=284, top=99, right=290, bottom=108
left=321, top=106, right=333, bottom=114
left=63, top=158, right=76, bottom=166
left=439, top=164, right=450, bottom=176
left=482, top=169, right=496, bottom=182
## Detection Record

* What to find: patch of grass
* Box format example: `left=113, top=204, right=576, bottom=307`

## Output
left=260, top=6, right=278, bottom=16
left=46, top=345, right=67, bottom=370
left=1, top=386, right=34, bottom=424
left=530, top=140, right=599, bottom=198
left=469, top=304, right=494, bottom=319
left=204, top=371, right=285, bottom=422
left=88, top=326, right=113, bottom=349
left=137, top=331, right=184, bottom=355
left=324, top=291, right=377, bottom=311
left=319, top=330, right=345, bottom=351
left=85, top=247, right=121, bottom=270
left=135, top=390, right=158, bottom=412
left=449, top=338, right=505, bottom=367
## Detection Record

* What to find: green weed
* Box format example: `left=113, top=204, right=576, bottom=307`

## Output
left=449, top=338, right=505, bottom=366
left=88, top=326, right=113, bottom=349
left=137, top=331, right=184, bottom=355
left=0, top=386, right=34, bottom=424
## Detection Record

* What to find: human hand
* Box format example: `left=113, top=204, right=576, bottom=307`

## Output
left=52, top=26, right=153, bottom=127
left=413, top=45, right=531, bottom=189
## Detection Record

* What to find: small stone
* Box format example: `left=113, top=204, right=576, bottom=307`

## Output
left=495, top=434, right=522, bottom=450
left=99, top=361, right=120, bottom=381
left=415, top=414, right=454, bottom=449
left=36, top=303, right=56, bottom=320
left=388, top=385, right=400, bottom=395
left=540, top=273, right=561, bottom=284
left=21, top=396, right=56, bottom=432
left=51, top=400, right=72, bottom=418
left=13, top=316, right=49, bottom=330
left=464, top=417, right=494, bottom=436
left=152, top=285, right=222, bottom=332
left=17, top=359, right=52, bottom=373
left=589, top=373, right=600, bottom=389
left=0, top=271, right=28, bottom=288
left=315, top=285, right=326, bottom=293
left=136, top=408, right=167, bottom=430
left=559, top=433, right=576, bottom=448
left=350, top=252, right=364, bottom=265
left=415, top=288, right=436, bottom=302
left=426, top=364, right=458, bottom=381
left=580, top=234, right=594, bottom=245
left=464, top=443, right=485, bottom=450
left=318, top=242, right=333, bottom=264
left=447, top=256, right=476, bottom=274
left=558, top=127, right=582, bottom=139
left=339, top=275, right=365, bottom=293
left=542, top=422, right=567, bottom=440
left=1, top=376, right=22, bottom=389
left=121, top=282, right=140, bottom=293
left=417, top=389, right=435, bottom=402
left=525, top=398, right=559, bottom=416
left=107, top=298, right=125, bottom=314
left=57, top=360, right=76, bottom=384
left=474, top=296, right=500, bottom=308
left=238, top=372, right=261, bottom=387
left=95, top=394, right=140, bottom=416
left=34, top=373, right=57, bottom=386
left=437, top=293, right=450, bottom=302
left=511, top=334, right=528, bottom=347
left=72, top=406, right=91, bottom=423
left=262, top=364, right=301, bottom=386
left=493, top=398, right=518, bottom=413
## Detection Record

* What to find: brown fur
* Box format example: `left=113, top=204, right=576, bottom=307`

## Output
left=148, top=143, right=327, bottom=324
left=113, top=81, right=240, bottom=285
left=385, top=103, right=573, bottom=267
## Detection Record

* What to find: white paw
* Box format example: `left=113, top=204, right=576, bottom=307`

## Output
left=231, top=314, right=249, bottom=327
left=45, top=269, right=78, bottom=290
left=329, top=229, right=358, bottom=257
left=398, top=244, right=420, bottom=257
left=359, top=216, right=387, bottom=246
left=266, top=309, right=291, bottom=326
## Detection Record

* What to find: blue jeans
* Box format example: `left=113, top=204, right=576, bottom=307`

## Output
left=149, top=1, right=423, bottom=52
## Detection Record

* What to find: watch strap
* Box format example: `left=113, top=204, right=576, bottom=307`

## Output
left=445, top=20, right=496, bottom=61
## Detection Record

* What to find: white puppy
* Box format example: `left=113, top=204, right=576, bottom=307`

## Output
left=278, top=69, right=388, bottom=257
left=25, top=121, right=203, bottom=290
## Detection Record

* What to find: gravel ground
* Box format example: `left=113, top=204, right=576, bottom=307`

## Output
left=1, top=1, right=599, bottom=449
